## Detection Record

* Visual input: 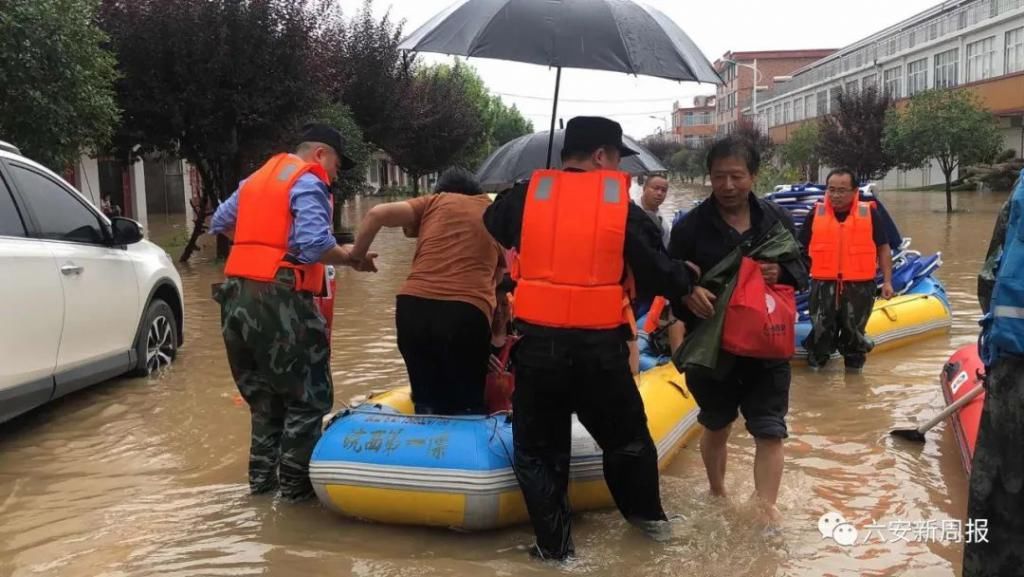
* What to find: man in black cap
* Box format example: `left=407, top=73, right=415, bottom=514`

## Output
left=211, top=123, right=376, bottom=502
left=483, top=116, right=698, bottom=560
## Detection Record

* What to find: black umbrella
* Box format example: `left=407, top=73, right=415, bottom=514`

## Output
left=398, top=0, right=722, bottom=167
left=476, top=129, right=666, bottom=190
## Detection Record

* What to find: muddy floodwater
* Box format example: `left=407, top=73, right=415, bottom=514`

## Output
left=0, top=187, right=1008, bottom=577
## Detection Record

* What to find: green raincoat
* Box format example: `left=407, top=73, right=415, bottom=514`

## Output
left=673, top=220, right=807, bottom=373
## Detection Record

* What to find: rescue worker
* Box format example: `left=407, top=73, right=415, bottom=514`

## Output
left=799, top=168, right=894, bottom=373
left=669, top=135, right=807, bottom=529
left=965, top=173, right=1024, bottom=577
left=349, top=167, right=503, bottom=415
left=483, top=116, right=699, bottom=561
left=210, top=123, right=377, bottom=502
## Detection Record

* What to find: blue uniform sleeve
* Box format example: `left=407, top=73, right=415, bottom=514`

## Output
left=210, top=188, right=240, bottom=234
left=289, top=173, right=336, bottom=264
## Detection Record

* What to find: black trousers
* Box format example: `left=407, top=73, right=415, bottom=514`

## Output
left=512, top=328, right=666, bottom=559
left=395, top=295, right=490, bottom=415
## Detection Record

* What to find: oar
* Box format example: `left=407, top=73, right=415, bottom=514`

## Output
left=890, top=383, right=985, bottom=442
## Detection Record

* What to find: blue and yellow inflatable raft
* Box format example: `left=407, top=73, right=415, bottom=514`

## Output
left=309, top=363, right=700, bottom=530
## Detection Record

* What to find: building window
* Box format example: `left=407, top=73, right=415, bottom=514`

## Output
left=862, top=74, right=877, bottom=91
left=845, top=79, right=859, bottom=95
left=966, top=37, right=996, bottom=82
left=767, top=107, right=775, bottom=127
left=907, top=58, right=928, bottom=96
left=683, top=111, right=712, bottom=126
left=816, top=90, right=829, bottom=115
left=793, top=98, right=803, bottom=122
left=830, top=86, right=842, bottom=111
left=805, top=94, right=815, bottom=118
left=1007, top=27, right=1024, bottom=74
left=774, top=104, right=782, bottom=125
left=883, top=66, right=902, bottom=98
left=934, top=48, right=959, bottom=89
left=783, top=101, right=792, bottom=124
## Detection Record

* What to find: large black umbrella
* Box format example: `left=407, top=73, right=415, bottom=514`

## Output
left=398, top=0, right=722, bottom=167
left=476, top=129, right=666, bottom=190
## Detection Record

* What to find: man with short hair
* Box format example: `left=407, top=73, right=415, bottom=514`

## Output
left=211, top=123, right=377, bottom=502
left=639, top=173, right=671, bottom=248
left=483, top=116, right=698, bottom=561
left=799, top=168, right=893, bottom=373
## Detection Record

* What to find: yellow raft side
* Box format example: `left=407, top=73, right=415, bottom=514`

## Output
left=864, top=292, right=952, bottom=353
left=318, top=362, right=700, bottom=529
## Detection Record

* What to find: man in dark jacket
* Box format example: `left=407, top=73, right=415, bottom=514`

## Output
left=483, top=116, right=698, bottom=561
left=669, top=135, right=807, bottom=528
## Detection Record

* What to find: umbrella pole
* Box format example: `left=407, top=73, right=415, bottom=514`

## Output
left=546, top=66, right=562, bottom=169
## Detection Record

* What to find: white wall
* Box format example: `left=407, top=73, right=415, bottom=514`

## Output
left=76, top=156, right=101, bottom=207
left=129, top=158, right=148, bottom=232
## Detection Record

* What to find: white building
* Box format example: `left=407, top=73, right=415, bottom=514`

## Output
left=756, top=0, right=1024, bottom=188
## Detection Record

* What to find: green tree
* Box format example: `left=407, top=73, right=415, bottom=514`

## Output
left=432, top=60, right=532, bottom=169
left=0, top=0, right=119, bottom=170
left=327, top=0, right=415, bottom=152
left=641, top=135, right=684, bottom=168
left=670, top=148, right=705, bottom=183
left=781, top=122, right=821, bottom=181
left=818, top=85, right=895, bottom=183
left=383, top=64, right=484, bottom=195
left=100, top=0, right=329, bottom=262
left=490, top=97, right=533, bottom=149
left=884, top=89, right=1003, bottom=213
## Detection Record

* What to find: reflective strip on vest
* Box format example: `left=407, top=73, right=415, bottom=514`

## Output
left=513, top=169, right=629, bottom=330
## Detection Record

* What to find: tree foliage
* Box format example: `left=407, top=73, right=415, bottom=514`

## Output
left=670, top=147, right=707, bottom=183
left=818, top=85, right=895, bottom=183
left=99, top=0, right=329, bottom=261
left=383, top=64, right=484, bottom=194
left=0, top=0, right=119, bottom=170
left=640, top=135, right=684, bottom=168
left=884, top=89, right=1002, bottom=212
left=781, top=122, right=821, bottom=182
left=327, top=0, right=414, bottom=151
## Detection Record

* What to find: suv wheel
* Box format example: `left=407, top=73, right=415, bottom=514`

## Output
left=130, top=298, right=178, bottom=377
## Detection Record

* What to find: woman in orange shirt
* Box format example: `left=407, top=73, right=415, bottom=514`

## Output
left=350, top=168, right=503, bottom=415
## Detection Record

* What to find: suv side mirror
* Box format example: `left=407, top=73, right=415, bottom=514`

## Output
left=110, top=217, right=144, bottom=245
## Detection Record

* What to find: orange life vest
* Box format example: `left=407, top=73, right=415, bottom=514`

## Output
left=513, top=169, right=630, bottom=330
left=809, top=198, right=877, bottom=282
left=224, top=153, right=332, bottom=293
left=643, top=296, right=669, bottom=334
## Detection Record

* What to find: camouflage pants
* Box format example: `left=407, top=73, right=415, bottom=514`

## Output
left=803, top=280, right=876, bottom=367
left=215, top=270, right=333, bottom=499
left=964, top=356, right=1024, bottom=577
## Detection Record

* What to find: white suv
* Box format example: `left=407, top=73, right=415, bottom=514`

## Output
left=0, top=141, right=184, bottom=424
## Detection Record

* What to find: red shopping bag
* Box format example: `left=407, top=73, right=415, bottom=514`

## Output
left=485, top=336, right=518, bottom=413
left=720, top=257, right=796, bottom=359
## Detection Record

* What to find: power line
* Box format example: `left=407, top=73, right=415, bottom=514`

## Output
left=494, top=91, right=706, bottom=104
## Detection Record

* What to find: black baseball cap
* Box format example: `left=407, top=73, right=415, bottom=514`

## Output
left=301, top=123, right=356, bottom=170
left=562, top=116, right=639, bottom=159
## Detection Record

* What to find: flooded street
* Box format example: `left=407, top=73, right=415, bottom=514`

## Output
left=0, top=188, right=1008, bottom=577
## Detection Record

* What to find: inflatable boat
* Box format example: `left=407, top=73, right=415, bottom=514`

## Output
left=309, top=362, right=701, bottom=530
left=939, top=343, right=986, bottom=475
